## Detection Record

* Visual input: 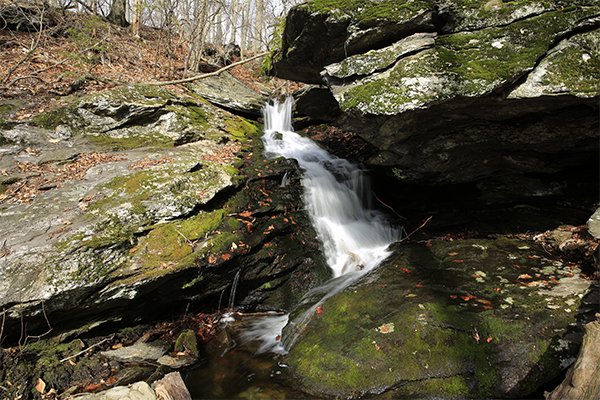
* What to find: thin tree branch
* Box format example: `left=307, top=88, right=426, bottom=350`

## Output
left=148, top=51, right=269, bottom=86
left=372, top=189, right=406, bottom=219
left=399, top=216, right=433, bottom=243
left=60, top=336, right=113, bottom=362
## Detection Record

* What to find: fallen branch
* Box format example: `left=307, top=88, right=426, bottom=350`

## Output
left=399, top=216, right=433, bottom=243
left=60, top=336, right=113, bottom=362
left=147, top=51, right=269, bottom=86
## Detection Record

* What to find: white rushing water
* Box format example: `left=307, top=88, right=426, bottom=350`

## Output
left=240, top=97, right=401, bottom=354
left=262, top=97, right=401, bottom=277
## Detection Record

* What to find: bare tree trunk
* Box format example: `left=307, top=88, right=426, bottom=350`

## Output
left=215, top=10, right=223, bottom=46
left=240, top=0, right=251, bottom=58
left=229, top=0, right=239, bottom=44
left=131, top=0, right=141, bottom=37
left=107, top=0, right=129, bottom=27
left=253, top=0, right=264, bottom=52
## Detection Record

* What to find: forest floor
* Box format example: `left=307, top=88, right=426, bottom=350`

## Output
left=0, top=6, right=296, bottom=122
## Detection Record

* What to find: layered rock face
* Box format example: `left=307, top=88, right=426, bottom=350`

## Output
left=270, top=0, right=599, bottom=191
left=0, top=85, right=331, bottom=343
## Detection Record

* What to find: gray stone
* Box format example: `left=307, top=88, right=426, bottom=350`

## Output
left=189, top=71, right=267, bottom=115
left=75, top=381, right=156, bottom=400
left=587, top=208, right=600, bottom=239
left=100, top=340, right=171, bottom=362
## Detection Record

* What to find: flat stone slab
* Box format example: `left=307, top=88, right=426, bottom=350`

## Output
left=76, top=381, right=156, bottom=400
left=100, top=340, right=170, bottom=362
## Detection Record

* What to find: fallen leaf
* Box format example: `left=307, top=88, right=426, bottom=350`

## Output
left=450, top=295, right=458, bottom=299
left=399, top=267, right=412, bottom=274
left=316, top=306, right=323, bottom=315
left=35, top=378, right=46, bottom=394
left=406, top=294, right=417, bottom=297
left=518, top=274, right=532, bottom=280
left=448, top=252, right=458, bottom=256
left=487, top=337, right=493, bottom=343
left=222, top=253, right=231, bottom=260
left=68, top=359, right=77, bottom=366
left=453, top=260, right=464, bottom=263
left=415, top=284, right=423, bottom=287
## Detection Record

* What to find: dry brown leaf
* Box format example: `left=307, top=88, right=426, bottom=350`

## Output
left=35, top=378, right=46, bottom=394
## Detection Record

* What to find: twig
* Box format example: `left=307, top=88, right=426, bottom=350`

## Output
left=148, top=51, right=269, bottom=86
left=59, top=336, right=113, bottom=362
left=372, top=190, right=406, bottom=219
left=174, top=228, right=193, bottom=245
left=399, top=216, right=433, bottom=243
left=0, top=307, right=5, bottom=346
left=18, top=301, right=53, bottom=353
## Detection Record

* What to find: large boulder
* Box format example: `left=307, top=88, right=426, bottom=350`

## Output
left=268, top=0, right=600, bottom=193
left=277, top=237, right=595, bottom=398
left=0, top=85, right=330, bottom=343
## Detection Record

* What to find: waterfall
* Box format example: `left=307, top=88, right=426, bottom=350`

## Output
left=241, top=97, right=401, bottom=354
left=262, top=97, right=401, bottom=278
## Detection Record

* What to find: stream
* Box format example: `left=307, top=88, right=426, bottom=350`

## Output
left=184, top=98, right=401, bottom=398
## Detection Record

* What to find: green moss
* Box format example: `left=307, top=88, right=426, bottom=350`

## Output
left=303, top=0, right=431, bottom=24
left=32, top=104, right=82, bottom=130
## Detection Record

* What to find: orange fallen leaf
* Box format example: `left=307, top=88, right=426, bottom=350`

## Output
left=276, top=335, right=281, bottom=341
left=482, top=305, right=493, bottom=310
left=316, top=306, right=323, bottom=315
left=450, top=295, right=458, bottom=299
left=493, top=287, right=501, bottom=292
left=487, top=337, right=493, bottom=343
left=448, top=252, right=458, bottom=256
left=222, top=253, right=231, bottom=260
left=68, top=359, right=77, bottom=366
left=453, top=260, right=464, bottom=263
left=518, top=274, right=532, bottom=280
left=399, top=267, right=412, bottom=274
left=35, top=378, right=46, bottom=394
left=415, top=284, right=423, bottom=287
left=472, top=275, right=481, bottom=278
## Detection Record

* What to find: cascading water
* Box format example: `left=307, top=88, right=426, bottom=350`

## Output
left=250, top=97, right=402, bottom=352
left=262, top=97, right=401, bottom=278
left=184, top=98, right=402, bottom=398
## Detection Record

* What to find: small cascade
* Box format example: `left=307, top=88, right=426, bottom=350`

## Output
left=262, top=97, right=401, bottom=278
left=244, top=97, right=402, bottom=353
left=228, top=270, right=241, bottom=310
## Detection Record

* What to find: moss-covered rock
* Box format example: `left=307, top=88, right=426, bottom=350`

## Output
left=271, top=1, right=600, bottom=191
left=278, top=238, right=590, bottom=398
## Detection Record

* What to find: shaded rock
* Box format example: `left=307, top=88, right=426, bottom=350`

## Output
left=278, top=238, right=591, bottom=398
left=76, top=381, right=156, bottom=400
left=269, top=0, right=600, bottom=194
left=174, top=329, right=198, bottom=357
left=189, top=72, right=267, bottom=116
left=100, top=340, right=171, bottom=362
left=292, top=85, right=341, bottom=124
